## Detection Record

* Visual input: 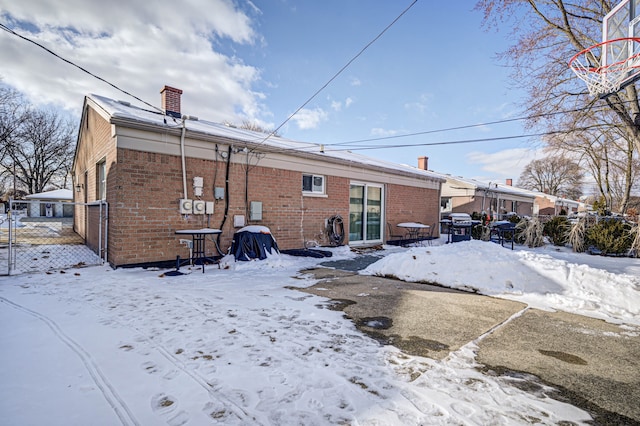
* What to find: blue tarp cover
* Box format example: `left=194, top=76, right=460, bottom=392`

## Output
left=231, top=226, right=280, bottom=261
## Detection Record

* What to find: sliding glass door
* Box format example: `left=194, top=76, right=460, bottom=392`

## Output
left=349, top=183, right=383, bottom=244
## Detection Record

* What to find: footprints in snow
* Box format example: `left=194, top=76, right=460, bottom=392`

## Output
left=151, top=393, right=189, bottom=426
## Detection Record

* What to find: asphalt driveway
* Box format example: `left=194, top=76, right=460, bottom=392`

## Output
left=297, top=266, right=640, bottom=425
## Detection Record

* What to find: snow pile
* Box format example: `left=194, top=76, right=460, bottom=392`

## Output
left=362, top=240, right=640, bottom=325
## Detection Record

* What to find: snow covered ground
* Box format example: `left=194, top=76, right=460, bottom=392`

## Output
left=1, top=239, right=638, bottom=425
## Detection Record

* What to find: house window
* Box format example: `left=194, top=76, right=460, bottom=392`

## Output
left=302, top=174, right=325, bottom=194
left=97, top=160, right=106, bottom=200
left=440, top=197, right=452, bottom=213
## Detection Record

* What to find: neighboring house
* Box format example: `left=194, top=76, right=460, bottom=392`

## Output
left=72, top=86, right=444, bottom=268
left=437, top=175, right=535, bottom=220
left=24, top=189, right=74, bottom=218
left=531, top=192, right=582, bottom=216
left=436, top=172, right=586, bottom=219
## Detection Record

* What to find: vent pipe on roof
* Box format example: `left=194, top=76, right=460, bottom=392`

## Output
left=418, top=156, right=429, bottom=170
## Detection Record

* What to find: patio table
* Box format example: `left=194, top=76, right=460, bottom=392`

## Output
left=175, top=228, right=222, bottom=272
left=397, top=222, right=430, bottom=244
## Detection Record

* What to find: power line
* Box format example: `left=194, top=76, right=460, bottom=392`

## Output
left=252, top=0, right=418, bottom=149
left=321, top=104, right=622, bottom=147
left=334, top=129, right=587, bottom=152
left=221, top=126, right=591, bottom=157
left=0, top=22, right=163, bottom=113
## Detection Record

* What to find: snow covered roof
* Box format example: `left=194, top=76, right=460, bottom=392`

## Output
left=24, top=189, right=73, bottom=201
left=434, top=173, right=536, bottom=200
left=87, top=94, right=445, bottom=182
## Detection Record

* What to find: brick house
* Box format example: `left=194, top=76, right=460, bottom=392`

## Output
left=532, top=192, right=584, bottom=216
left=438, top=175, right=535, bottom=220
left=72, top=86, right=444, bottom=268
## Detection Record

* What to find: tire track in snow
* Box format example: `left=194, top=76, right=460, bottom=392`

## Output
left=131, top=330, right=260, bottom=425
left=82, top=290, right=261, bottom=425
left=0, top=296, right=140, bottom=426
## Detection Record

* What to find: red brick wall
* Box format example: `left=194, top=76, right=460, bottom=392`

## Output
left=102, top=148, right=441, bottom=266
left=75, top=108, right=442, bottom=267
left=73, top=106, right=114, bottom=244
left=385, top=183, right=441, bottom=236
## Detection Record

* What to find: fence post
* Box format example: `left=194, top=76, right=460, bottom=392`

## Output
left=7, top=198, right=12, bottom=275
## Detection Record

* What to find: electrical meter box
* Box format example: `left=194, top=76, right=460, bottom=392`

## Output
left=205, top=201, right=214, bottom=215
left=179, top=199, right=193, bottom=214
left=192, top=200, right=205, bottom=214
left=250, top=201, right=262, bottom=220
left=214, top=187, right=225, bottom=200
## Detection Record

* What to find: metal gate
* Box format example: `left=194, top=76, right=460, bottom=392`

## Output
left=1, top=199, right=107, bottom=275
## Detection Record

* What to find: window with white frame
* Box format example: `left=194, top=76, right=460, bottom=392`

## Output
left=97, top=160, right=106, bottom=200
left=302, top=174, right=325, bottom=194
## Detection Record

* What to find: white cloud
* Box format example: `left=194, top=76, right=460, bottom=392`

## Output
left=370, top=127, right=400, bottom=137
left=466, top=148, right=542, bottom=180
left=291, top=107, right=328, bottom=130
left=404, top=101, right=425, bottom=115
left=404, top=93, right=433, bottom=116
left=330, top=97, right=353, bottom=112
left=350, top=77, right=361, bottom=86
left=0, top=0, right=265, bottom=123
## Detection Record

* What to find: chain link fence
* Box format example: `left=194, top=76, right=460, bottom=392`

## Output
left=1, top=199, right=106, bottom=275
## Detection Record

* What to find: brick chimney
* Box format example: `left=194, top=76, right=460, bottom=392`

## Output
left=418, top=156, right=429, bottom=170
left=506, top=178, right=513, bottom=186
left=161, top=85, right=183, bottom=118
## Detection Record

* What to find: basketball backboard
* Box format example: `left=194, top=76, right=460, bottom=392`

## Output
left=570, top=0, right=640, bottom=96
left=601, top=0, right=640, bottom=91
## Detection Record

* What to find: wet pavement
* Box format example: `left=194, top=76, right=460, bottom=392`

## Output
left=297, top=258, right=640, bottom=425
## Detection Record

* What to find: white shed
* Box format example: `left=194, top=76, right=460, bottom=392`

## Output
left=24, top=189, right=74, bottom=218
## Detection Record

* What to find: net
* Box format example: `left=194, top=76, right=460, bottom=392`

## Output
left=569, top=37, right=640, bottom=96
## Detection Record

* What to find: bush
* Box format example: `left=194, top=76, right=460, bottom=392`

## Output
left=472, top=224, right=490, bottom=241
left=544, top=216, right=569, bottom=246
left=586, top=219, right=633, bottom=255
left=568, top=218, right=587, bottom=253
left=516, top=218, right=544, bottom=247
left=471, top=211, right=489, bottom=224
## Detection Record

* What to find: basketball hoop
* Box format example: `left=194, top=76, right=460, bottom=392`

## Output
left=569, top=37, right=640, bottom=96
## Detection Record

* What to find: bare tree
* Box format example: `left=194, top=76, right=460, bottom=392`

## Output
left=517, top=155, right=584, bottom=199
left=239, top=120, right=280, bottom=137
left=1, top=105, right=76, bottom=195
left=475, top=0, right=639, bottom=212
left=0, top=85, right=30, bottom=196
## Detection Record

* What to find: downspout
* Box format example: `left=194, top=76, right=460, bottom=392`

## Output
left=103, top=201, right=109, bottom=265
left=180, top=119, right=188, bottom=200
left=98, top=201, right=102, bottom=262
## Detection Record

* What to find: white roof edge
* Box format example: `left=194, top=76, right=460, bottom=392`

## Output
left=24, top=189, right=73, bottom=200
left=86, top=94, right=445, bottom=183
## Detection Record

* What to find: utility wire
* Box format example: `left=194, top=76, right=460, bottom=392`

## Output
left=331, top=128, right=590, bottom=151
left=0, top=22, right=163, bottom=113
left=319, top=103, right=621, bottom=147
left=253, top=0, right=418, bottom=149
left=2, top=13, right=625, bottom=158
left=245, top=127, right=591, bottom=157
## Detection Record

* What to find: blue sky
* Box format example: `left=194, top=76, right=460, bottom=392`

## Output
left=0, top=0, right=541, bottom=183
